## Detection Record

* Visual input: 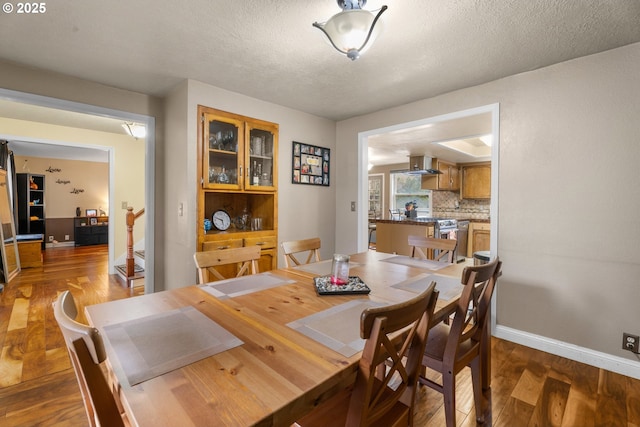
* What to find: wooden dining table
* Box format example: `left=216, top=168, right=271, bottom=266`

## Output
left=85, top=251, right=482, bottom=427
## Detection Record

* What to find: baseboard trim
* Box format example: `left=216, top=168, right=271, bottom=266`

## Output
left=45, top=241, right=76, bottom=248
left=494, top=325, right=640, bottom=380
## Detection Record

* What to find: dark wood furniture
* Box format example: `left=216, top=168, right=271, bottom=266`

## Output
left=419, top=257, right=502, bottom=427
left=16, top=173, right=45, bottom=246
left=294, top=283, right=438, bottom=427
left=74, top=216, right=108, bottom=246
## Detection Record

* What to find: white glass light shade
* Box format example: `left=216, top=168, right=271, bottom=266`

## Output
left=314, top=5, right=387, bottom=60
left=122, top=123, right=147, bottom=139
left=324, top=10, right=381, bottom=53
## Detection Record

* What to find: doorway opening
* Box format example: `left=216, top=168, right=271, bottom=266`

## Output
left=0, top=88, right=155, bottom=293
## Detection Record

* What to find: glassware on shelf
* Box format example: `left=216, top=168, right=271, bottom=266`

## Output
left=218, top=166, right=229, bottom=184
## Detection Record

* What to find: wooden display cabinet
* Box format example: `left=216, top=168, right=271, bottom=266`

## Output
left=201, top=106, right=278, bottom=192
left=197, top=106, right=279, bottom=277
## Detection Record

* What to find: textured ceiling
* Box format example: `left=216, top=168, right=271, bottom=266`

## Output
left=1, top=0, right=639, bottom=122
left=1, top=1, right=639, bottom=164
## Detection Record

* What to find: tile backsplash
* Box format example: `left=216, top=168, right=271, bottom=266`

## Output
left=432, top=191, right=490, bottom=220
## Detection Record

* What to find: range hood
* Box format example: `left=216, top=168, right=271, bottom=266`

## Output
left=406, top=156, right=442, bottom=175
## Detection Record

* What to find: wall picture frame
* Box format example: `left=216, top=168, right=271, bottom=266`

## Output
left=292, top=141, right=330, bottom=186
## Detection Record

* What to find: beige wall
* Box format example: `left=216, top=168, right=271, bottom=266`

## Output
left=162, top=79, right=337, bottom=289
left=13, top=155, right=108, bottom=218
left=337, top=43, right=640, bottom=373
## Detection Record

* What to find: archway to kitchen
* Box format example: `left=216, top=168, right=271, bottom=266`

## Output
left=358, top=103, right=499, bottom=255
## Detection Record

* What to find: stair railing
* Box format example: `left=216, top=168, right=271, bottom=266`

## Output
left=126, top=206, right=145, bottom=277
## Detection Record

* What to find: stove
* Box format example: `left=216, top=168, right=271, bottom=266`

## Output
left=412, top=217, right=458, bottom=231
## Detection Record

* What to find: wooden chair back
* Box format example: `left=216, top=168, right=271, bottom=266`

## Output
left=193, top=245, right=261, bottom=283
left=452, top=257, right=502, bottom=347
left=53, top=291, right=125, bottom=427
left=408, top=235, right=457, bottom=263
left=419, top=257, right=502, bottom=427
left=351, top=283, right=438, bottom=426
left=281, top=237, right=321, bottom=268
left=295, top=282, right=438, bottom=427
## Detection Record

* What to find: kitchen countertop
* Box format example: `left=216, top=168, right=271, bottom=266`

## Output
left=374, top=218, right=490, bottom=225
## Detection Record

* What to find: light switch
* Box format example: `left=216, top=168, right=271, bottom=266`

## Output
left=351, top=201, right=356, bottom=211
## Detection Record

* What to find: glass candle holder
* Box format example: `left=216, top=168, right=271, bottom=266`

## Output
left=330, top=254, right=350, bottom=285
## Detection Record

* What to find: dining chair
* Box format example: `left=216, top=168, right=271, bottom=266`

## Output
left=293, top=282, right=439, bottom=427
left=408, top=235, right=457, bottom=263
left=418, top=257, right=502, bottom=427
left=281, top=237, right=321, bottom=268
left=53, top=290, right=127, bottom=427
left=193, top=245, right=261, bottom=283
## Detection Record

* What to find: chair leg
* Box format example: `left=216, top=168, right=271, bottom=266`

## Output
left=470, top=357, right=485, bottom=423
left=442, top=371, right=457, bottom=427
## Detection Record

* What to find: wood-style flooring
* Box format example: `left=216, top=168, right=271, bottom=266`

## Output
left=0, top=246, right=638, bottom=426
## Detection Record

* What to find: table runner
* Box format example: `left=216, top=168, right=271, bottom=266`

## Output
left=391, top=273, right=463, bottom=300
left=198, top=272, right=296, bottom=299
left=287, top=299, right=386, bottom=357
left=380, top=255, right=449, bottom=271
left=102, top=306, right=242, bottom=386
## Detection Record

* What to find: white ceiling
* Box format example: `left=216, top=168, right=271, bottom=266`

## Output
left=1, top=0, right=639, bottom=164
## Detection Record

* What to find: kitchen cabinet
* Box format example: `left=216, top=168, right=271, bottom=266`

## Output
left=421, top=159, right=460, bottom=191
left=16, top=173, right=46, bottom=242
left=461, top=162, right=491, bottom=199
left=197, top=106, right=278, bottom=275
left=468, top=222, right=490, bottom=257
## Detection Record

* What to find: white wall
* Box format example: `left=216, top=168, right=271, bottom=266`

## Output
left=162, top=79, right=336, bottom=290
left=335, top=43, right=640, bottom=375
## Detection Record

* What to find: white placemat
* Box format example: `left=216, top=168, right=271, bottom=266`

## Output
left=380, top=255, right=450, bottom=271
left=287, top=299, right=386, bottom=358
left=102, top=306, right=242, bottom=386
left=291, top=260, right=361, bottom=276
left=198, top=272, right=296, bottom=299
left=391, top=273, right=463, bottom=300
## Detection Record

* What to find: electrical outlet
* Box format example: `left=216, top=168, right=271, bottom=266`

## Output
left=623, top=333, right=639, bottom=353
left=48, top=235, right=54, bottom=242
left=64, top=235, right=70, bottom=241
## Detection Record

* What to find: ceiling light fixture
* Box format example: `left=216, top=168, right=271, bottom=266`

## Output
left=479, top=134, right=492, bottom=146
left=313, top=0, right=388, bottom=61
left=122, top=122, right=146, bottom=140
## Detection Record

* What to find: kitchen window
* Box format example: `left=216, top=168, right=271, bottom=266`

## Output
left=390, top=172, right=432, bottom=217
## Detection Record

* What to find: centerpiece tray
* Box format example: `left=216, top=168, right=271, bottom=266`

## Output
left=313, top=276, right=371, bottom=296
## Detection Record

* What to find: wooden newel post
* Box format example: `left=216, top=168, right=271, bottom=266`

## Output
left=126, top=207, right=135, bottom=277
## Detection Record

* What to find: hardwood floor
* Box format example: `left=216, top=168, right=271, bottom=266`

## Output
left=0, top=246, right=638, bottom=426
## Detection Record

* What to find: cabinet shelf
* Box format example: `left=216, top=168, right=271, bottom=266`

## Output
left=198, top=106, right=279, bottom=276
left=17, top=173, right=46, bottom=245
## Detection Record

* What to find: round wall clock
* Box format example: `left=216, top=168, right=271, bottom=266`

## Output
left=212, top=210, right=231, bottom=231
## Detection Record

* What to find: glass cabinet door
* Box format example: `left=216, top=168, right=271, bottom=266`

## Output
left=245, top=122, right=277, bottom=191
left=203, top=113, right=244, bottom=189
